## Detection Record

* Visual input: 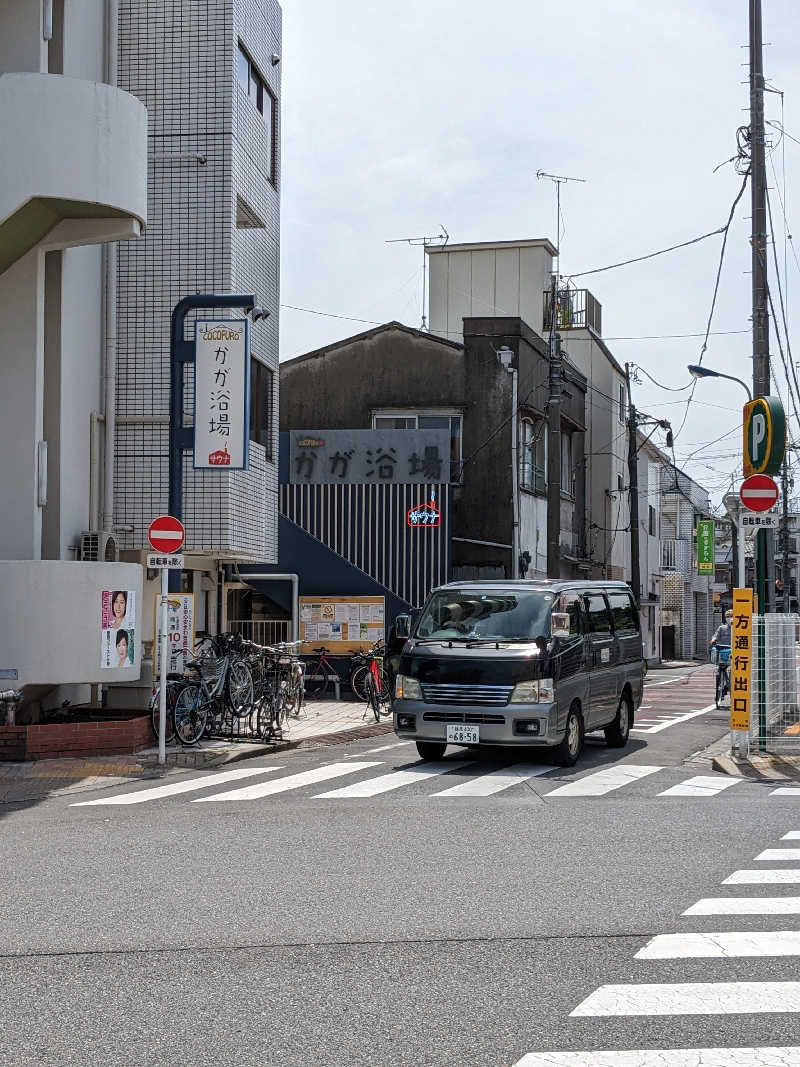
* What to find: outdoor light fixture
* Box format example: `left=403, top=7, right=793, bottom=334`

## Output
left=250, top=306, right=270, bottom=322
left=687, top=363, right=752, bottom=401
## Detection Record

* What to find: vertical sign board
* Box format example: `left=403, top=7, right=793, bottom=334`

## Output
left=730, top=587, right=754, bottom=731
left=696, top=519, right=714, bottom=575
left=194, top=319, right=249, bottom=469
left=153, top=594, right=195, bottom=677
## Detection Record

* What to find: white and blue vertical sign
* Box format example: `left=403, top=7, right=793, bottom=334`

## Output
left=193, top=319, right=250, bottom=469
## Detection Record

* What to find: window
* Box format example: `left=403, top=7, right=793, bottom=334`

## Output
left=618, top=383, right=626, bottom=423
left=607, top=592, right=639, bottom=634
left=249, top=359, right=274, bottom=459
left=649, top=505, right=656, bottom=537
left=560, top=432, right=573, bottom=496
left=520, top=417, right=546, bottom=493
left=237, top=43, right=277, bottom=183
left=617, top=474, right=624, bottom=493
left=584, top=594, right=613, bottom=634
left=372, top=411, right=462, bottom=482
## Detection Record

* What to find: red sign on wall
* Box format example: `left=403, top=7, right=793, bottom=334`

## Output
left=407, top=503, right=441, bottom=527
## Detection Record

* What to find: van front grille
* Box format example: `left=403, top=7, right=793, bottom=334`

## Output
left=422, top=711, right=506, bottom=724
left=420, top=683, right=513, bottom=707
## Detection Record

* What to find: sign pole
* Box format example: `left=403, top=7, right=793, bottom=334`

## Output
left=158, top=565, right=169, bottom=766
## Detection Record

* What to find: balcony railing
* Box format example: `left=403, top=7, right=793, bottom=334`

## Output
left=662, top=538, right=691, bottom=573
left=543, top=288, right=602, bottom=334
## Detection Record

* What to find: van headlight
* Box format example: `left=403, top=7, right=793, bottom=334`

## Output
left=509, top=679, right=554, bottom=704
left=395, top=675, right=422, bottom=700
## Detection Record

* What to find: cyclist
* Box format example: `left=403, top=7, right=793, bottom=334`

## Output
left=710, top=608, right=733, bottom=707
left=709, top=609, right=733, bottom=655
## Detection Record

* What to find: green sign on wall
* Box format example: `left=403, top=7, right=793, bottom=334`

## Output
left=697, top=519, right=714, bottom=576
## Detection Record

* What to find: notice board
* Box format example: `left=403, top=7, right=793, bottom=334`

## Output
left=299, top=596, right=385, bottom=654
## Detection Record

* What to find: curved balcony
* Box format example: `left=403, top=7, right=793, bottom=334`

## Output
left=0, top=72, right=147, bottom=275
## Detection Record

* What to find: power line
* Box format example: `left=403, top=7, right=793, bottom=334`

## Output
left=567, top=227, right=727, bottom=280
left=633, top=366, right=692, bottom=393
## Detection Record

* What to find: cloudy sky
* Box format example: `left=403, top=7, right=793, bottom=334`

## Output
left=279, top=0, right=800, bottom=506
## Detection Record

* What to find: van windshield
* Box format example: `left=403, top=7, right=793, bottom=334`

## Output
left=415, top=590, right=553, bottom=642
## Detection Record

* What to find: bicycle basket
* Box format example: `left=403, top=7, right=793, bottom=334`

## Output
left=718, top=647, right=731, bottom=665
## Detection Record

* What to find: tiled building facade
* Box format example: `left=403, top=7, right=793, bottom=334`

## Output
left=115, top=0, right=280, bottom=565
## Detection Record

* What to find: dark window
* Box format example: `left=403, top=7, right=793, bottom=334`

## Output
left=608, top=592, right=639, bottom=634
left=649, top=505, right=656, bottom=537
left=618, top=383, right=626, bottom=423
left=237, top=42, right=277, bottom=184
left=584, top=594, right=613, bottom=634
left=236, top=45, right=250, bottom=90
left=249, top=359, right=274, bottom=459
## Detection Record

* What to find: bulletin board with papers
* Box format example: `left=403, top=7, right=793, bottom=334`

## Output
left=299, top=596, right=385, bottom=654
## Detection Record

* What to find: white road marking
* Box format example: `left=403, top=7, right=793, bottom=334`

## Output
left=314, top=760, right=472, bottom=798
left=771, top=788, right=800, bottom=797
left=71, top=766, right=278, bottom=806
left=570, top=982, right=800, bottom=1016
left=684, top=897, right=800, bottom=915
left=755, top=848, right=800, bottom=861
left=192, top=762, right=382, bottom=802
left=513, top=1049, right=800, bottom=1066
left=724, top=869, right=800, bottom=884
left=631, top=705, right=715, bottom=734
left=431, top=764, right=554, bottom=797
left=658, top=775, right=742, bottom=798
left=345, top=742, right=410, bottom=757
left=783, top=831, right=800, bottom=839
left=546, top=765, right=662, bottom=798
left=636, top=930, right=800, bottom=959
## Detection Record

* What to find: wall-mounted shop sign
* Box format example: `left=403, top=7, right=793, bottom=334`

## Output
left=696, top=519, right=714, bottom=575
left=407, top=502, right=441, bottom=527
left=290, top=429, right=450, bottom=484
left=194, top=320, right=249, bottom=469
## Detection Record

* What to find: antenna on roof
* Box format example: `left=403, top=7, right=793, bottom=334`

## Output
left=386, top=225, right=449, bottom=330
left=535, top=171, right=586, bottom=281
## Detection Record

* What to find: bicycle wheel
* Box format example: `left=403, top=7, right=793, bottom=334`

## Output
left=366, top=673, right=382, bottom=723
left=350, top=664, right=370, bottom=701
left=715, top=671, right=723, bottom=709
left=304, top=661, right=332, bottom=700
left=173, top=684, right=209, bottom=746
left=226, top=659, right=254, bottom=718
left=149, top=685, right=176, bottom=744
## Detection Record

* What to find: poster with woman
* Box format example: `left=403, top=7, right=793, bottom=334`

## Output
left=100, top=590, right=136, bottom=669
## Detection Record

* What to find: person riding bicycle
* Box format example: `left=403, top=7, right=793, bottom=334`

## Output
left=709, top=609, right=733, bottom=657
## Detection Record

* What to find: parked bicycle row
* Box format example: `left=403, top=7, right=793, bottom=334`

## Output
left=149, top=633, right=392, bottom=747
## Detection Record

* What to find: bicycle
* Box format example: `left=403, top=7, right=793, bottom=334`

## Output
left=349, top=641, right=390, bottom=702
left=173, top=641, right=249, bottom=745
left=364, top=654, right=392, bottom=723
left=302, top=646, right=341, bottom=700
left=714, top=645, right=731, bottom=708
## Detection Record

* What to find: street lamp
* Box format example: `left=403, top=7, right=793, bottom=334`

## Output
left=687, top=364, right=752, bottom=402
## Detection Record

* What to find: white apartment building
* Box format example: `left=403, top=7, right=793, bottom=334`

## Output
left=427, top=238, right=629, bottom=582
left=660, top=465, right=713, bottom=660
left=0, top=0, right=280, bottom=707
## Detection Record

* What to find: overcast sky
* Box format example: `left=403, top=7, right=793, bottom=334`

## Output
left=279, top=0, right=800, bottom=507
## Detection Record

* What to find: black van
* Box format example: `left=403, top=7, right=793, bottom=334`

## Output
left=392, top=579, right=645, bottom=766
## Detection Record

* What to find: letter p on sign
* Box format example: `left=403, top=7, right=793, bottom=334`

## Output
left=751, top=412, right=766, bottom=459
left=743, top=396, right=786, bottom=477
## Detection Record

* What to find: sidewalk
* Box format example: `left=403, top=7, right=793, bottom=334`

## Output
left=0, top=698, right=394, bottom=804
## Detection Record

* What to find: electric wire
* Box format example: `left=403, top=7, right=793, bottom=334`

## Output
left=567, top=228, right=727, bottom=280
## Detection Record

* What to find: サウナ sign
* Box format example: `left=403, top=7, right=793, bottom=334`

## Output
left=743, top=396, right=786, bottom=477
left=194, top=320, right=249, bottom=469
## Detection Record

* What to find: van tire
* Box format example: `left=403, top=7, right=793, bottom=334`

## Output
left=416, top=741, right=447, bottom=760
left=605, top=691, right=632, bottom=748
left=554, top=705, right=583, bottom=767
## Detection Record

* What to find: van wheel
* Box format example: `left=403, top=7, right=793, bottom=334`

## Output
left=554, top=705, right=583, bottom=767
left=416, top=741, right=447, bottom=760
left=605, top=691, right=632, bottom=748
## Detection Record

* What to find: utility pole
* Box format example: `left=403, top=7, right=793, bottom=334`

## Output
left=546, top=275, right=562, bottom=578
left=749, top=0, right=775, bottom=614
left=782, top=461, right=790, bottom=611
left=625, top=364, right=641, bottom=607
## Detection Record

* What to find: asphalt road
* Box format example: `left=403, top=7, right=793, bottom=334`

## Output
left=3, top=665, right=799, bottom=1066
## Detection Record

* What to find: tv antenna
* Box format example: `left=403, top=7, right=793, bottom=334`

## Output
left=536, top=171, right=586, bottom=279
left=386, top=225, right=449, bottom=330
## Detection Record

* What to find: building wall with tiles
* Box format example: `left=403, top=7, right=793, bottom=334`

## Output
left=115, top=0, right=280, bottom=562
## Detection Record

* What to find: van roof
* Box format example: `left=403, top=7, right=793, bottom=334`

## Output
left=430, top=579, right=633, bottom=595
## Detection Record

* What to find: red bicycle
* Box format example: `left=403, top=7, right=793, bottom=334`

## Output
left=303, top=646, right=341, bottom=700
left=364, top=649, right=392, bottom=722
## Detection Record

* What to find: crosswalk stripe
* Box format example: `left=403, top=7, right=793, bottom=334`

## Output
left=192, top=762, right=382, bottom=802
left=684, top=897, right=800, bottom=915
left=755, top=848, right=800, bottom=861
left=770, top=788, right=800, bottom=797
left=570, top=981, right=800, bottom=1016
left=546, top=765, right=662, bottom=798
left=431, top=764, right=554, bottom=797
left=631, top=705, right=715, bottom=734
left=313, top=760, right=472, bottom=798
left=71, top=765, right=278, bottom=806
left=724, top=869, right=800, bottom=884
left=658, top=775, right=742, bottom=798
left=783, top=831, right=800, bottom=839
left=636, top=930, right=800, bottom=959
left=513, top=1049, right=800, bottom=1066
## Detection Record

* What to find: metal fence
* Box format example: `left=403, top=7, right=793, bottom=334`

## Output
left=749, top=614, right=800, bottom=753
left=228, top=619, right=292, bottom=646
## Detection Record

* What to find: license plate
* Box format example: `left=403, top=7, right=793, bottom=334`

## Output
left=446, top=724, right=480, bottom=744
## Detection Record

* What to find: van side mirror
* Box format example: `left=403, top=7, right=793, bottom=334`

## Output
left=551, top=612, right=570, bottom=639
left=394, top=614, right=411, bottom=639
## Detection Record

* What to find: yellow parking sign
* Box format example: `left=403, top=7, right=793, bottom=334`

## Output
left=730, top=587, right=753, bottom=731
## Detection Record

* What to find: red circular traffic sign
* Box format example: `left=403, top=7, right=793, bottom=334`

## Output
left=739, top=474, right=779, bottom=513
left=148, top=515, right=185, bottom=553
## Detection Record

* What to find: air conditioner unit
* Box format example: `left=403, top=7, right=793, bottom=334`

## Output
left=79, top=530, right=119, bottom=562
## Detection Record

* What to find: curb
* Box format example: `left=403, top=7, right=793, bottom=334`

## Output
left=712, top=752, right=800, bottom=782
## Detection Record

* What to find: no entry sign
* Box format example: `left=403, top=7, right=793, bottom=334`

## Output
left=739, top=474, right=779, bottom=513
left=148, top=515, right=185, bottom=554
